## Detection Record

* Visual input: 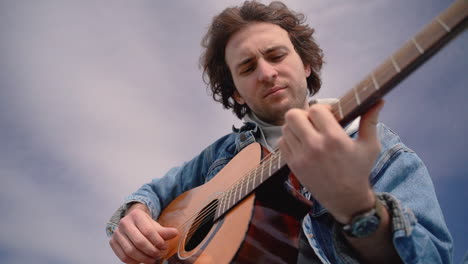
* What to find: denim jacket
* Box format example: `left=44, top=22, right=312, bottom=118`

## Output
left=106, top=122, right=452, bottom=264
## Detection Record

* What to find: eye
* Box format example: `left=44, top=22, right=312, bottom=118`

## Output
left=240, top=64, right=256, bottom=75
left=268, top=53, right=286, bottom=62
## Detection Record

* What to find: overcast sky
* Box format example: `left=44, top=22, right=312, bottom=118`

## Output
left=0, top=0, right=466, bottom=263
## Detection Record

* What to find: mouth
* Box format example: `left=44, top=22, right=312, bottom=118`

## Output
left=263, top=85, right=287, bottom=98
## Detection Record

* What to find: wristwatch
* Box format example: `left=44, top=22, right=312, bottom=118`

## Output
left=341, top=197, right=384, bottom=238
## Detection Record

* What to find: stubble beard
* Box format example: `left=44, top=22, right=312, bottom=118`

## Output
left=256, top=87, right=309, bottom=126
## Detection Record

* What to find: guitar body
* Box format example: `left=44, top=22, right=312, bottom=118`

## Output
left=157, top=143, right=311, bottom=264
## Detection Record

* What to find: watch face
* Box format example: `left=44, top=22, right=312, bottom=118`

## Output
left=352, top=215, right=380, bottom=238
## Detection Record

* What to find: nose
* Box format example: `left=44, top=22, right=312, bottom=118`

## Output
left=257, top=59, right=278, bottom=83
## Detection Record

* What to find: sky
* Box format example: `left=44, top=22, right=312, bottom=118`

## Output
left=0, top=0, right=466, bottom=263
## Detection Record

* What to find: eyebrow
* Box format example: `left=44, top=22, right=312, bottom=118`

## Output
left=262, top=45, right=289, bottom=55
left=235, top=45, right=289, bottom=71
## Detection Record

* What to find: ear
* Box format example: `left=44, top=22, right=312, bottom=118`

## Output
left=304, top=65, right=311, bottom=77
left=233, top=90, right=245, bottom=105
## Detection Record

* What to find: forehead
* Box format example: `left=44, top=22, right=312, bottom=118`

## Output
left=225, top=22, right=293, bottom=65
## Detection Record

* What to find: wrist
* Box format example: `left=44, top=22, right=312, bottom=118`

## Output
left=334, top=189, right=376, bottom=224
left=340, top=194, right=385, bottom=238
left=125, top=202, right=150, bottom=216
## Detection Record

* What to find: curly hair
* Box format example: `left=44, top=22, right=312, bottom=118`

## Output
left=200, top=1, right=323, bottom=119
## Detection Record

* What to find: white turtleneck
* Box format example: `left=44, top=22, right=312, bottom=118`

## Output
left=242, top=97, right=360, bottom=153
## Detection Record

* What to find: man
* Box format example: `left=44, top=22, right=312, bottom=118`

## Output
left=106, top=1, right=452, bottom=263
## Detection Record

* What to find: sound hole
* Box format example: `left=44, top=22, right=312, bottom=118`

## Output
left=185, top=199, right=219, bottom=251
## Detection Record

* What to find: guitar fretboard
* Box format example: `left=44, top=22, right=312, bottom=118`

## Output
left=215, top=0, right=467, bottom=220
left=215, top=151, right=286, bottom=219
left=331, top=0, right=468, bottom=126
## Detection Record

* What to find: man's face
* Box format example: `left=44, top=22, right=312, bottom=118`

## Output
left=225, top=22, right=311, bottom=125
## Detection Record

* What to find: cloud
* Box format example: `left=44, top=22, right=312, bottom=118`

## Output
left=1, top=166, right=111, bottom=263
left=0, top=0, right=466, bottom=263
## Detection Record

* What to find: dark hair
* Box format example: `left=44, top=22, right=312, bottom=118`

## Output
left=200, top=1, right=324, bottom=119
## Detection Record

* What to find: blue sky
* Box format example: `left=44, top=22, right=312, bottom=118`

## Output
left=0, top=0, right=466, bottom=263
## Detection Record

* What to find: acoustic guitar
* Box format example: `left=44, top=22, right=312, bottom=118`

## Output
left=157, top=1, right=467, bottom=263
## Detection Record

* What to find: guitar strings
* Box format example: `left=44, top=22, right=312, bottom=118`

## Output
left=178, top=151, right=284, bottom=240
left=186, top=153, right=286, bottom=237
left=188, top=155, right=288, bottom=239
left=172, top=150, right=279, bottom=234
left=175, top=170, right=262, bottom=239
left=176, top=151, right=280, bottom=235
left=181, top=160, right=282, bottom=239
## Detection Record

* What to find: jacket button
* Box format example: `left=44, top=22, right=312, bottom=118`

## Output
left=240, top=134, right=246, bottom=141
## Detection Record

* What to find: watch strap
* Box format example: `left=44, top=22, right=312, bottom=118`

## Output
left=342, top=195, right=384, bottom=238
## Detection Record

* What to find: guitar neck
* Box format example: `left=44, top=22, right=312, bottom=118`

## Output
left=216, top=0, right=468, bottom=219
left=332, top=0, right=468, bottom=127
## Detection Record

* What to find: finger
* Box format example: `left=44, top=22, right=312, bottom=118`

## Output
left=307, top=104, right=343, bottom=134
left=281, top=124, right=302, bottom=154
left=278, top=136, right=293, bottom=161
left=158, top=226, right=179, bottom=241
left=126, top=218, right=161, bottom=257
left=109, top=236, right=138, bottom=264
left=284, top=108, right=319, bottom=143
left=114, top=229, right=156, bottom=264
left=358, top=99, right=384, bottom=145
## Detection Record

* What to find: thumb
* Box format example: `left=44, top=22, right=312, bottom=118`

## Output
left=358, top=99, right=384, bottom=144
left=159, top=226, right=179, bottom=240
